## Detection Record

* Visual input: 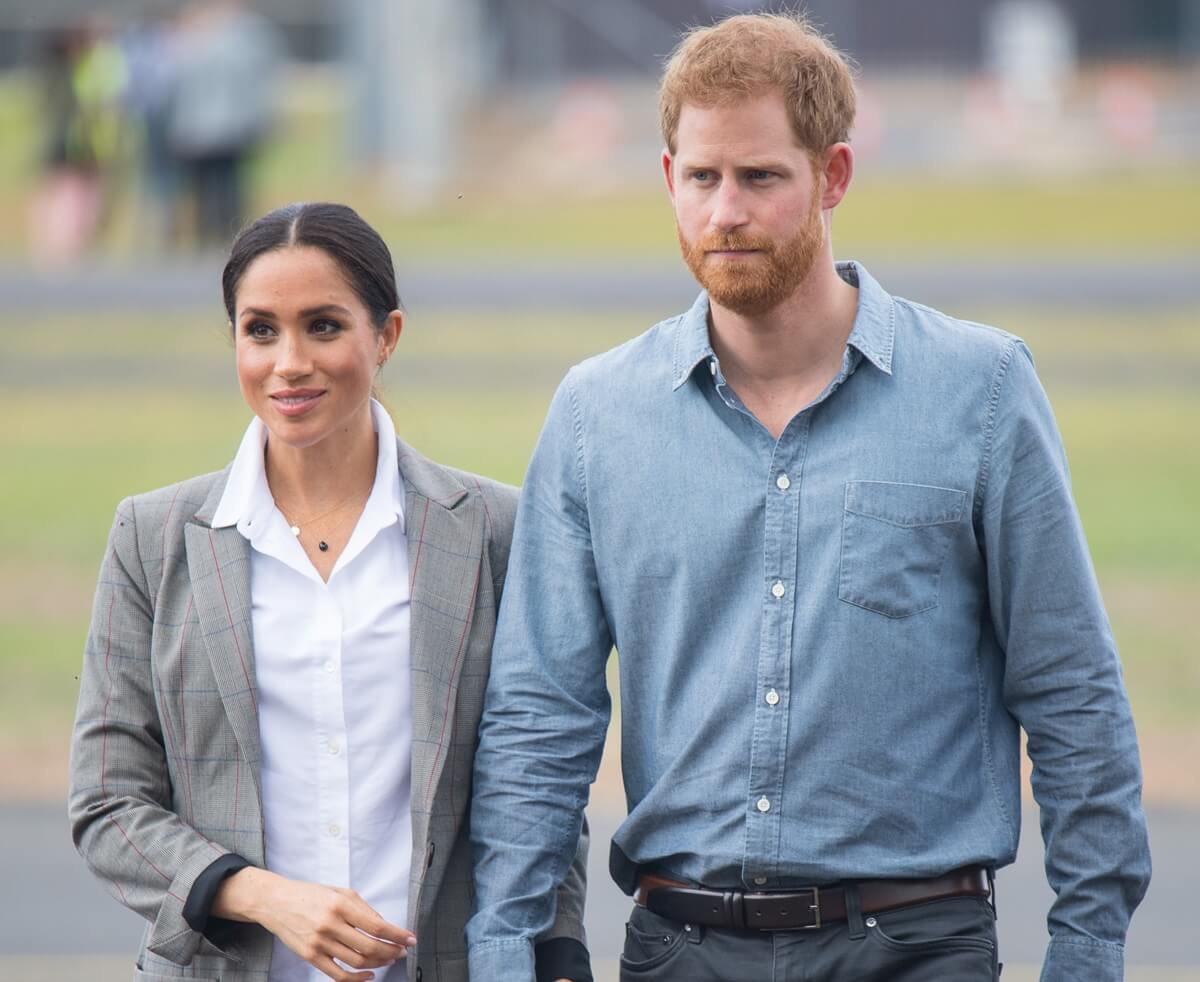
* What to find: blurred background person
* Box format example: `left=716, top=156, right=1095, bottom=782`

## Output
left=167, top=0, right=282, bottom=248
left=119, top=1, right=184, bottom=250
left=28, top=21, right=127, bottom=265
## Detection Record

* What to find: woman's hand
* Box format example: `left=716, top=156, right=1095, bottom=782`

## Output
left=214, top=867, right=415, bottom=981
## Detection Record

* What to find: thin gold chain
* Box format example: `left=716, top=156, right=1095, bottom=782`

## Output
left=275, top=488, right=369, bottom=535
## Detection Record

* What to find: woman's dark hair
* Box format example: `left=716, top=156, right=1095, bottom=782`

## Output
left=222, top=202, right=402, bottom=330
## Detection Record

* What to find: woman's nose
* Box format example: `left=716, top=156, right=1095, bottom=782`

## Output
left=274, top=336, right=313, bottom=378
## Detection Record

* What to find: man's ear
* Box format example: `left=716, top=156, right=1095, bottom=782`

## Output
left=662, top=148, right=677, bottom=201
left=819, top=142, right=854, bottom=211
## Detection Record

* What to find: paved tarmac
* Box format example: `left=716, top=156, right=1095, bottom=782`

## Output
left=2, top=801, right=1194, bottom=977
left=3, top=253, right=1199, bottom=316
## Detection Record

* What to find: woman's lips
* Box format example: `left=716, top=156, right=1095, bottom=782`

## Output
left=270, top=390, right=325, bottom=417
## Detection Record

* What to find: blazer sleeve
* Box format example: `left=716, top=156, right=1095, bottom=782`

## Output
left=68, top=497, right=243, bottom=966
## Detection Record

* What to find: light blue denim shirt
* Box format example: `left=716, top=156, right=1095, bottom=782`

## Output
left=468, top=263, right=1150, bottom=982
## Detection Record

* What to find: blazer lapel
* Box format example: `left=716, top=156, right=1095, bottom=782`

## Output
left=185, top=475, right=263, bottom=811
left=398, top=439, right=486, bottom=828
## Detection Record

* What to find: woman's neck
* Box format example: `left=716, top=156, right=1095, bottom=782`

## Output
left=264, top=410, right=378, bottom=514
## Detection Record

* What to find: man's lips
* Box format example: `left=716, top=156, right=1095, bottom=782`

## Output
left=269, top=389, right=325, bottom=417
left=706, top=249, right=763, bottom=258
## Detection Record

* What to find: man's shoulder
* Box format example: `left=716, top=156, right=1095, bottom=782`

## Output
left=894, top=295, right=1020, bottom=349
left=892, top=294, right=1026, bottom=376
left=565, top=311, right=685, bottom=395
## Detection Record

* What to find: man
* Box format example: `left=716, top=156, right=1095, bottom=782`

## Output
left=468, top=13, right=1150, bottom=982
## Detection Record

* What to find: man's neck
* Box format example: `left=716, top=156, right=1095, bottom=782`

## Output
left=708, top=260, right=859, bottom=439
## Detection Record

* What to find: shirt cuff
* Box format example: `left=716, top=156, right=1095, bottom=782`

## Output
left=182, top=853, right=253, bottom=935
left=469, top=939, right=536, bottom=981
left=534, top=937, right=592, bottom=982
left=1040, top=935, right=1125, bottom=982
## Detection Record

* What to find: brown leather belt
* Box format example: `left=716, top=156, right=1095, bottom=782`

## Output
left=635, top=866, right=990, bottom=932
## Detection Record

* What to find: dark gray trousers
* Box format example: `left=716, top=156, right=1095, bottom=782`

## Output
left=619, top=894, right=999, bottom=981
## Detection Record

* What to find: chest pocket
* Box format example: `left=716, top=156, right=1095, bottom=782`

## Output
left=838, top=480, right=968, bottom=618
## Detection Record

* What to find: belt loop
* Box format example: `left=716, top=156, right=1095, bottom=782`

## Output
left=725, top=890, right=747, bottom=930
left=845, top=883, right=866, bottom=941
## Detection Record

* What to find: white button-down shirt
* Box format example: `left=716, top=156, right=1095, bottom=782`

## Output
left=212, top=401, right=412, bottom=982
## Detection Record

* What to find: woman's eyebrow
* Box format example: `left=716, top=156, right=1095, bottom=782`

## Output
left=239, top=303, right=353, bottom=320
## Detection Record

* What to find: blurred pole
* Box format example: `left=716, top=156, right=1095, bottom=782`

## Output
left=984, top=1, right=1076, bottom=118
left=345, top=0, right=484, bottom=205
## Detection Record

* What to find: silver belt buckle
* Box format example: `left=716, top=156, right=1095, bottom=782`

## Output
left=802, top=886, right=822, bottom=930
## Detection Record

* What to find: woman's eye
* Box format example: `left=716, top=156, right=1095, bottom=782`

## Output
left=246, top=322, right=274, bottom=339
left=311, top=319, right=342, bottom=336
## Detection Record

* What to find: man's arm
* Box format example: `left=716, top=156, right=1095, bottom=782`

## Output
left=534, top=816, right=591, bottom=982
left=469, top=374, right=613, bottom=982
left=979, top=341, right=1151, bottom=982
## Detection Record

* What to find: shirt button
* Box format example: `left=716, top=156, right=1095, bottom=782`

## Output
left=753, top=876, right=768, bottom=886
left=756, top=796, right=771, bottom=813
left=328, top=823, right=340, bottom=837
left=765, top=689, right=780, bottom=706
left=323, top=660, right=336, bottom=673
left=771, top=581, right=786, bottom=599
left=328, top=741, right=340, bottom=755
left=776, top=473, right=791, bottom=491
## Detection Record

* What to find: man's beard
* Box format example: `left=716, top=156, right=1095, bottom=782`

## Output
left=678, top=194, right=824, bottom=317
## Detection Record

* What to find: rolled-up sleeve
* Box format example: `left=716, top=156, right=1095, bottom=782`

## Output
left=978, top=342, right=1151, bottom=982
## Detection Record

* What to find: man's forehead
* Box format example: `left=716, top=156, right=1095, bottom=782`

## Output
left=673, top=95, right=810, bottom=158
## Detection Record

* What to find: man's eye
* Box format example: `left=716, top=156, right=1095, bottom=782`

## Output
left=691, top=170, right=713, bottom=182
left=747, top=170, right=773, bottom=181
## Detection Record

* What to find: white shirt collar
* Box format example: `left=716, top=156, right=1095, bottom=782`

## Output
left=211, top=399, right=405, bottom=538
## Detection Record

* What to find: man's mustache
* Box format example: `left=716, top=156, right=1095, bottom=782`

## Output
left=698, top=233, right=775, bottom=253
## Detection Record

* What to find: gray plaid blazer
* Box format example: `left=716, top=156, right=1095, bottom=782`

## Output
left=69, top=437, right=587, bottom=982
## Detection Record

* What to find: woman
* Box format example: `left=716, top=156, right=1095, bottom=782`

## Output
left=69, top=203, right=589, bottom=982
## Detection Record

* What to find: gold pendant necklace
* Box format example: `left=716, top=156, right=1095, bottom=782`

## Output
left=276, top=489, right=367, bottom=553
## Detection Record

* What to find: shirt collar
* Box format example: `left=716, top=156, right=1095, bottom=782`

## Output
left=671, top=291, right=717, bottom=391
left=670, top=260, right=895, bottom=391
left=211, top=399, right=405, bottom=534
left=363, top=399, right=406, bottom=535
left=838, top=261, right=895, bottom=375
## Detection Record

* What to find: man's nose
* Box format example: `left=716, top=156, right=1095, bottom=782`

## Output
left=709, top=179, right=749, bottom=231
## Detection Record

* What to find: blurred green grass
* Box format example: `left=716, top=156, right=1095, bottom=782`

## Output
left=1, top=306, right=1197, bottom=752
